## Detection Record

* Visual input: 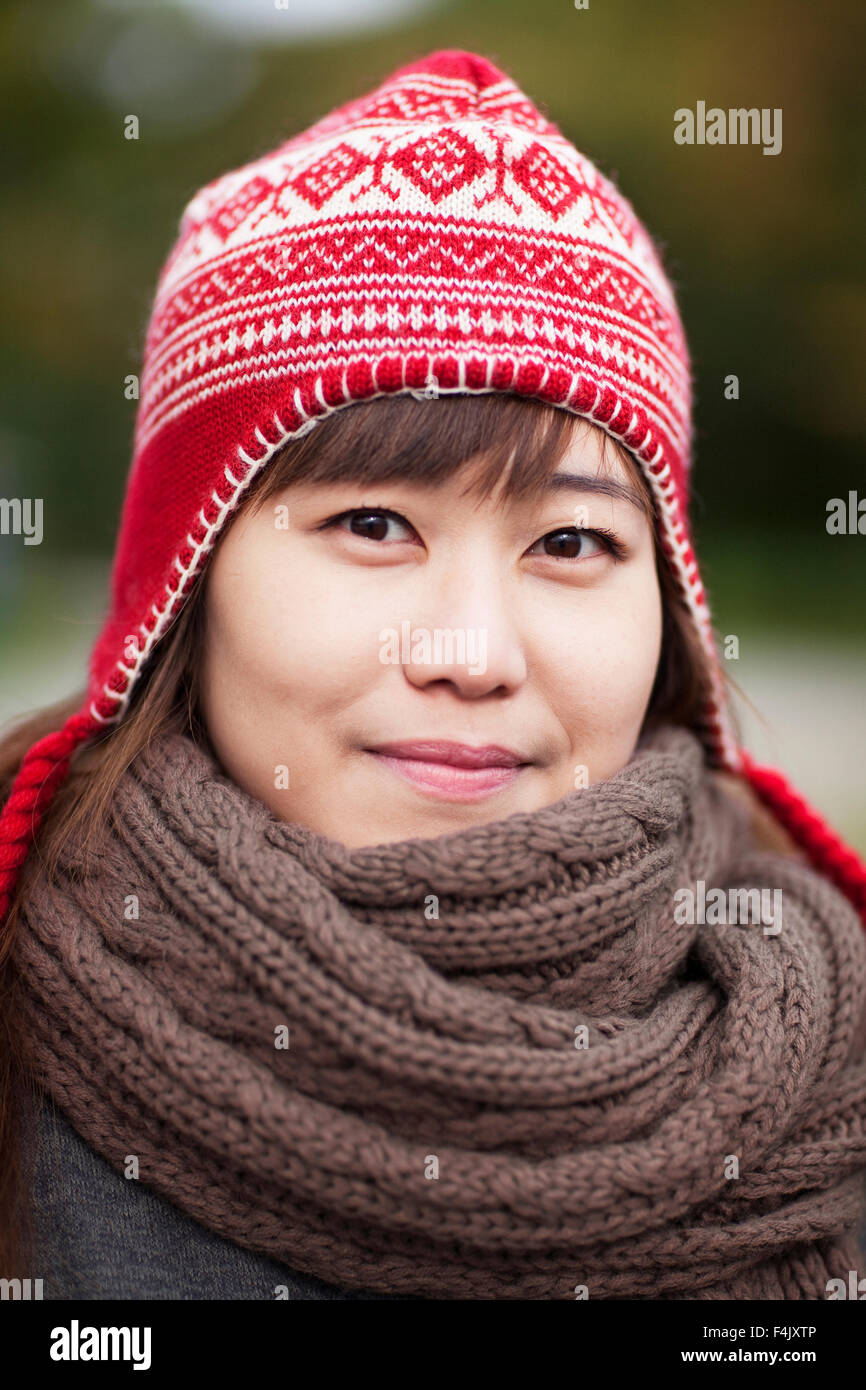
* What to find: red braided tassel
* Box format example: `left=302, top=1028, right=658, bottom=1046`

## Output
left=0, top=710, right=97, bottom=926
left=739, top=750, right=866, bottom=930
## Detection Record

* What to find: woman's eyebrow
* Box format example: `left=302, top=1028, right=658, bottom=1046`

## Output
left=545, top=472, right=645, bottom=511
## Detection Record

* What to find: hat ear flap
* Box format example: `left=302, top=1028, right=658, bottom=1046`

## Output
left=0, top=709, right=96, bottom=926
left=738, top=750, right=866, bottom=929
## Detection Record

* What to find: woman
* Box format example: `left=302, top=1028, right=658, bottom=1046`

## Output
left=1, top=48, right=864, bottom=1301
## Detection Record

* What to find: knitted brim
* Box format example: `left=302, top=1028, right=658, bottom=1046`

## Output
left=1, top=49, right=864, bottom=929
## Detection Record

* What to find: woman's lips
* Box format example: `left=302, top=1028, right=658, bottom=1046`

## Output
left=366, top=740, right=528, bottom=802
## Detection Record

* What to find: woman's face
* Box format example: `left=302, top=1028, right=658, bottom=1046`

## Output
left=199, top=420, right=663, bottom=845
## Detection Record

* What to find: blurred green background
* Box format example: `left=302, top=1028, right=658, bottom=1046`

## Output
left=1, top=0, right=864, bottom=846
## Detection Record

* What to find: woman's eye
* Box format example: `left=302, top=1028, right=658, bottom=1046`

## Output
left=333, top=509, right=416, bottom=543
left=528, top=528, right=609, bottom=560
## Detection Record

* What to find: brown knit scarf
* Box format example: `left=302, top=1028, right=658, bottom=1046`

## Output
left=13, top=722, right=866, bottom=1300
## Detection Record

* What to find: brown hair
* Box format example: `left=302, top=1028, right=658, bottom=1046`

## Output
left=0, top=391, right=735, bottom=1278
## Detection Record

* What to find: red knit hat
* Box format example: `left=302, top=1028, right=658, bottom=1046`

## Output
left=2, top=49, right=864, bottom=927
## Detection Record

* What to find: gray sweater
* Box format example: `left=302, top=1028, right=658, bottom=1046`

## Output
left=26, top=1089, right=399, bottom=1300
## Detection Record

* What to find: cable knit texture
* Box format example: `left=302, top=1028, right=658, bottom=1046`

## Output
left=13, top=722, right=866, bottom=1300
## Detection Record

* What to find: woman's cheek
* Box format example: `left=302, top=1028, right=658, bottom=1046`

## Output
left=536, top=593, right=659, bottom=721
left=245, top=585, right=382, bottom=703
left=595, top=610, right=661, bottom=719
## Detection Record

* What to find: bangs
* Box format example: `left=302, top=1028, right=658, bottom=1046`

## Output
left=241, top=392, right=654, bottom=520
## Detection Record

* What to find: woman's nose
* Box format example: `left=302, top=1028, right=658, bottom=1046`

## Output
left=397, top=562, right=528, bottom=697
